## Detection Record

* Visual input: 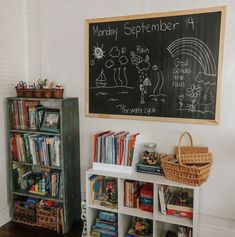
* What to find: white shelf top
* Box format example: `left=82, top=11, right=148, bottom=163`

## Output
left=88, top=204, right=118, bottom=213
left=155, top=213, right=193, bottom=227
left=119, top=206, right=153, bottom=220
left=87, top=168, right=200, bottom=190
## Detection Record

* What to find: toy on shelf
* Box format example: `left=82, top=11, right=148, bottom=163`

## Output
left=29, top=174, right=48, bottom=196
left=136, top=143, right=165, bottom=175
left=127, top=218, right=152, bottom=237
left=90, top=176, right=118, bottom=209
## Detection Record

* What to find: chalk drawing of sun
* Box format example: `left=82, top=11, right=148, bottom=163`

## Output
left=93, top=43, right=105, bottom=60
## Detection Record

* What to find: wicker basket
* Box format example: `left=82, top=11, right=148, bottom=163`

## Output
left=13, top=200, right=36, bottom=226
left=53, top=89, right=64, bottom=99
left=34, top=89, right=43, bottom=98
left=43, top=89, right=54, bottom=98
left=15, top=88, right=26, bottom=97
left=36, top=203, right=62, bottom=232
left=161, top=132, right=213, bottom=186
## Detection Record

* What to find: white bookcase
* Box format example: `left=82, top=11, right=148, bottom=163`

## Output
left=86, top=168, right=199, bottom=237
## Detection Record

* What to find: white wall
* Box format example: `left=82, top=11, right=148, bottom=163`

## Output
left=0, top=0, right=40, bottom=226
left=39, top=0, right=235, bottom=235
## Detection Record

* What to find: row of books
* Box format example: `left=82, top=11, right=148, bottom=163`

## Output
left=11, top=133, right=61, bottom=167
left=11, top=100, right=43, bottom=130
left=158, top=185, right=193, bottom=219
left=91, top=211, right=118, bottom=237
left=93, top=131, right=140, bottom=166
left=14, top=166, right=63, bottom=198
left=124, top=180, right=139, bottom=208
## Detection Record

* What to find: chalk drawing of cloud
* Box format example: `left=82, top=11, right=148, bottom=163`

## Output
left=195, top=72, right=216, bottom=85
left=136, top=60, right=150, bottom=71
left=119, top=56, right=128, bottom=65
left=109, top=47, right=120, bottom=58
left=105, top=59, right=114, bottom=69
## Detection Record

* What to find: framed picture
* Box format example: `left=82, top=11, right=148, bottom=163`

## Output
left=40, top=109, right=60, bottom=132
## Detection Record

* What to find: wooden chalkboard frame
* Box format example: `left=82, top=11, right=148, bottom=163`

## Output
left=85, top=6, right=226, bottom=124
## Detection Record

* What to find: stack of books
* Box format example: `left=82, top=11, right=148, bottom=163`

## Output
left=139, top=183, right=153, bottom=212
left=91, top=211, right=118, bottom=237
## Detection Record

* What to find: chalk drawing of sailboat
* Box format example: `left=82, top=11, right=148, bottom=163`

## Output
left=96, top=69, right=107, bottom=88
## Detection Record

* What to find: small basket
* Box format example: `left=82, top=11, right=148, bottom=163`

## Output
left=24, top=89, right=34, bottom=98
left=16, top=88, right=26, bottom=97
left=34, top=89, right=43, bottom=98
left=13, top=200, right=36, bottom=226
left=36, top=203, right=62, bottom=232
left=161, top=132, right=213, bottom=186
left=43, top=89, right=54, bottom=98
left=53, top=89, right=64, bottom=99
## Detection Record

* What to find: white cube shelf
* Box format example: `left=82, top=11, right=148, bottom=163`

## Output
left=86, top=168, right=199, bottom=237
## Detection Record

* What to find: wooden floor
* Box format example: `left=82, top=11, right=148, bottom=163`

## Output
left=0, top=221, right=83, bottom=237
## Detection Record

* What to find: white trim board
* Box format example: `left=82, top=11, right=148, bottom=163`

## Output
left=199, top=214, right=235, bottom=237
left=0, top=206, right=10, bottom=227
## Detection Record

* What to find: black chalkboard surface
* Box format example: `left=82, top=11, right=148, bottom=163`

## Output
left=86, top=7, right=226, bottom=124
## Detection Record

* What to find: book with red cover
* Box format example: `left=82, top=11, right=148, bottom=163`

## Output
left=166, top=209, right=193, bottom=219
left=93, top=133, right=98, bottom=162
left=11, top=135, right=19, bottom=161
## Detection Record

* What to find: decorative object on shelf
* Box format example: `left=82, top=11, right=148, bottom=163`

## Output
left=137, top=143, right=164, bottom=175
left=89, top=175, right=118, bottom=209
left=127, top=218, right=153, bottom=237
left=105, top=178, right=118, bottom=204
left=161, top=131, right=213, bottom=186
left=41, top=109, right=60, bottom=132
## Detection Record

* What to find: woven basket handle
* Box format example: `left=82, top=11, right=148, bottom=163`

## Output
left=178, top=132, right=193, bottom=165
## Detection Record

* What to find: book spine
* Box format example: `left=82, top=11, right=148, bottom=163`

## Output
left=158, top=185, right=166, bottom=215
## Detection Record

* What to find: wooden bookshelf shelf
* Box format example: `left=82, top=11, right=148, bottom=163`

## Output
left=11, top=161, right=62, bottom=170
left=13, top=190, right=64, bottom=203
left=9, top=129, right=61, bottom=136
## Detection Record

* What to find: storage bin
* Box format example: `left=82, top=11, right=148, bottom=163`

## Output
left=36, top=203, right=62, bottom=232
left=13, top=200, right=36, bottom=226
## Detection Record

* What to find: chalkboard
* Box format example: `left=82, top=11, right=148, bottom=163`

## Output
left=86, top=7, right=226, bottom=124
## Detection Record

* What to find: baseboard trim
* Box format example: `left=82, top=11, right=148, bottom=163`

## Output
left=199, top=214, right=235, bottom=236
left=0, top=206, right=11, bottom=227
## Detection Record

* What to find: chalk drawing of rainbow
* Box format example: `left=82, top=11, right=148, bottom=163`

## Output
left=167, top=37, right=217, bottom=85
